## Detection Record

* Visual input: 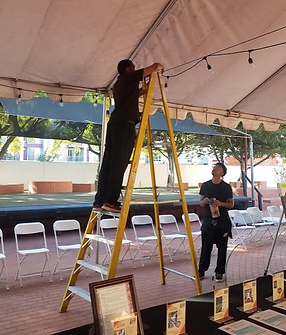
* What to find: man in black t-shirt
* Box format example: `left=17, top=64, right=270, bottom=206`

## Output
left=93, top=59, right=164, bottom=213
left=198, top=162, right=234, bottom=282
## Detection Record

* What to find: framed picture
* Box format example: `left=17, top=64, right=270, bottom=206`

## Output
left=89, top=274, right=144, bottom=335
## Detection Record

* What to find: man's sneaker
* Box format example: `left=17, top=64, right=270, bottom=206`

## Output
left=215, top=273, right=224, bottom=283
left=102, top=203, right=121, bottom=213
left=93, top=204, right=102, bottom=211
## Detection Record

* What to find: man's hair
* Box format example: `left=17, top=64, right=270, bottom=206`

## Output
left=117, top=59, right=133, bottom=74
left=215, top=162, right=227, bottom=176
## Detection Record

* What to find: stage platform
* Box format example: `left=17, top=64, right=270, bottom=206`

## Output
left=0, top=189, right=250, bottom=234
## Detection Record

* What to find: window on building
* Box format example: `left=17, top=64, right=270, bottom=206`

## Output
left=67, top=148, right=84, bottom=162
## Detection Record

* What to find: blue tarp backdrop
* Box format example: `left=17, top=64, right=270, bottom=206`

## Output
left=0, top=97, right=219, bottom=136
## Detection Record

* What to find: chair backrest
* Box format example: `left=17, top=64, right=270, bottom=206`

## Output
left=100, top=218, right=119, bottom=230
left=14, top=222, right=47, bottom=251
left=100, top=218, right=128, bottom=239
left=131, top=215, right=156, bottom=238
left=15, top=222, right=45, bottom=235
left=247, top=207, right=263, bottom=223
left=182, top=213, right=202, bottom=227
left=53, top=219, right=82, bottom=247
left=53, top=219, right=81, bottom=232
left=132, top=215, right=153, bottom=226
left=267, top=205, right=281, bottom=218
left=0, top=228, right=5, bottom=256
left=228, top=210, right=245, bottom=227
left=159, top=214, right=180, bottom=233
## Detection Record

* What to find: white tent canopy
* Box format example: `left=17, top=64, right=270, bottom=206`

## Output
left=1, top=0, right=286, bottom=130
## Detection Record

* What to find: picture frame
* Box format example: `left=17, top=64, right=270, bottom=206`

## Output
left=89, top=274, right=144, bottom=335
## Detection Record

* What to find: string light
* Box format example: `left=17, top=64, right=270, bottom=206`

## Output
left=204, top=57, right=212, bottom=71
left=164, top=75, right=169, bottom=89
left=93, top=94, right=98, bottom=107
left=16, top=88, right=22, bottom=104
left=59, top=94, right=63, bottom=107
left=248, top=50, right=254, bottom=64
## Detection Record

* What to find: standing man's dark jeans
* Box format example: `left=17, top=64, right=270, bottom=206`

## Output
left=198, top=224, right=228, bottom=275
left=94, top=121, right=136, bottom=206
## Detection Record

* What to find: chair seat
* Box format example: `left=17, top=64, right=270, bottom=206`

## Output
left=122, top=239, right=132, bottom=244
left=191, top=232, right=201, bottom=236
left=164, top=233, right=187, bottom=239
left=19, top=248, right=49, bottom=255
left=0, top=253, right=5, bottom=259
left=236, top=226, right=255, bottom=230
left=137, top=236, right=157, bottom=242
left=252, top=222, right=274, bottom=227
left=58, top=244, right=81, bottom=251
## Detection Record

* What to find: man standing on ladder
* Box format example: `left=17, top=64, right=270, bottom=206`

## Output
left=198, top=162, right=234, bottom=283
left=93, top=59, right=164, bottom=213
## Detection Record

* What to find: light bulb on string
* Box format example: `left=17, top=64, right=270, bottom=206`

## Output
left=203, top=57, right=214, bottom=74
left=164, top=75, right=169, bottom=91
left=16, top=88, right=22, bottom=104
left=248, top=50, right=255, bottom=69
left=93, top=94, right=98, bottom=107
left=59, top=94, right=64, bottom=107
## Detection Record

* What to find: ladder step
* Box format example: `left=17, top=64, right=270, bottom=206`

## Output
left=77, top=259, right=109, bottom=275
left=68, top=285, right=91, bottom=302
left=86, top=234, right=115, bottom=245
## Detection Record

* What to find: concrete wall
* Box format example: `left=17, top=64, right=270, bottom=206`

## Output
left=0, top=161, right=279, bottom=190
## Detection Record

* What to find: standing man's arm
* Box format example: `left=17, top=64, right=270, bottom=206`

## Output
left=199, top=195, right=210, bottom=207
left=215, top=198, right=234, bottom=209
left=143, top=63, right=164, bottom=77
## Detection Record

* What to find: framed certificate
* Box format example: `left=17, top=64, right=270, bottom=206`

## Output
left=89, top=274, right=144, bottom=335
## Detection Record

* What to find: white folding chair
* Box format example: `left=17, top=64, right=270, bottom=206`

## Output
left=247, top=207, right=274, bottom=243
left=100, top=218, right=135, bottom=267
left=159, top=214, right=187, bottom=260
left=0, top=229, right=9, bottom=290
left=53, top=219, right=82, bottom=280
left=267, top=205, right=286, bottom=240
left=228, top=210, right=255, bottom=249
left=181, top=213, right=202, bottom=241
left=131, top=215, right=158, bottom=266
left=14, top=222, right=52, bottom=287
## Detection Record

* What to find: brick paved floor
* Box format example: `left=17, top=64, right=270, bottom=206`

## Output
left=1, top=211, right=286, bottom=334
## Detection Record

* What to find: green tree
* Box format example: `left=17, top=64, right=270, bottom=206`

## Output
left=145, top=130, right=197, bottom=186
left=192, top=122, right=286, bottom=171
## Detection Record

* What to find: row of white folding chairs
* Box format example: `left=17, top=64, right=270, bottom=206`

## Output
left=0, top=220, right=82, bottom=288
left=131, top=213, right=202, bottom=266
left=228, top=206, right=275, bottom=249
left=0, top=229, right=8, bottom=290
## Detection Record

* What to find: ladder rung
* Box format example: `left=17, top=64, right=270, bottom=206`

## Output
left=68, top=285, right=91, bottom=302
left=85, top=234, right=115, bottom=245
left=77, top=259, right=108, bottom=275
left=92, top=208, right=121, bottom=217
left=130, top=199, right=181, bottom=205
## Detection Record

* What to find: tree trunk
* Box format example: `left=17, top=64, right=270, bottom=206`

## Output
left=0, top=136, right=16, bottom=160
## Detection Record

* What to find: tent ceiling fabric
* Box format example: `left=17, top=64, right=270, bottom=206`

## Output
left=0, top=1, right=286, bottom=130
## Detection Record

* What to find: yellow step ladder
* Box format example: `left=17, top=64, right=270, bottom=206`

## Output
left=59, top=72, right=201, bottom=313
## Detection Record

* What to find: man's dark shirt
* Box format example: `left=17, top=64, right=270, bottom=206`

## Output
left=109, top=69, right=144, bottom=125
left=200, top=180, right=233, bottom=230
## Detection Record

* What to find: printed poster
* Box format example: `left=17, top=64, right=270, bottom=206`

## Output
left=273, top=300, right=286, bottom=311
left=166, top=301, right=186, bottom=335
left=113, top=314, right=137, bottom=335
left=249, top=309, right=286, bottom=332
left=243, top=280, right=257, bottom=312
left=214, top=288, right=229, bottom=321
left=219, top=319, right=280, bottom=335
left=272, top=272, right=284, bottom=302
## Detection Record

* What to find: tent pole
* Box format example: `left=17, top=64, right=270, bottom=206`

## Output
left=249, top=134, right=255, bottom=206
left=99, top=94, right=108, bottom=167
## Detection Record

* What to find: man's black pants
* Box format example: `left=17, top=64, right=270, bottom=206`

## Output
left=94, top=122, right=136, bottom=206
left=198, top=224, right=228, bottom=275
